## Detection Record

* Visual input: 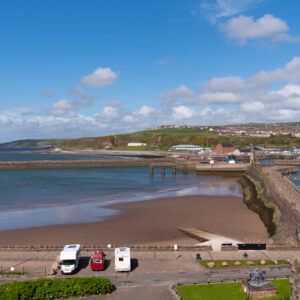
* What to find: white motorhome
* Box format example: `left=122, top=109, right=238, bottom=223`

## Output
left=115, top=247, right=131, bottom=272
left=60, top=244, right=81, bottom=274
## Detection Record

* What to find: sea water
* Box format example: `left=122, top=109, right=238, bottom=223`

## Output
left=260, top=158, right=300, bottom=187
left=0, top=149, right=242, bottom=230
left=0, top=148, right=128, bottom=161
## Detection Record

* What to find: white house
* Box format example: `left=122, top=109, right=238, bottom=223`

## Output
left=127, top=142, right=147, bottom=147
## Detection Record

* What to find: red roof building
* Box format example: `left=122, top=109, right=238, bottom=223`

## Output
left=213, top=143, right=235, bottom=154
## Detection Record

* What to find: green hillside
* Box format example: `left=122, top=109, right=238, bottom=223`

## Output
left=0, top=139, right=58, bottom=149
left=1, top=127, right=299, bottom=150
left=58, top=127, right=300, bottom=150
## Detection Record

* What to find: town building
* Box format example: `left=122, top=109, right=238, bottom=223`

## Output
left=213, top=143, right=235, bottom=154
left=169, top=145, right=203, bottom=152
left=127, top=143, right=147, bottom=147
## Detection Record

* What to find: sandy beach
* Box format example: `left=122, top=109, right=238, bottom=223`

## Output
left=0, top=194, right=268, bottom=246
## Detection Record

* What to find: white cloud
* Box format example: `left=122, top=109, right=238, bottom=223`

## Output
left=81, top=67, right=119, bottom=88
left=138, top=105, right=155, bottom=116
left=158, top=85, right=196, bottom=105
left=3, top=57, right=300, bottom=142
left=10, top=107, right=34, bottom=116
left=107, top=100, right=125, bottom=107
left=276, top=109, right=299, bottom=120
left=198, top=56, right=300, bottom=107
left=271, top=84, right=300, bottom=109
left=99, top=106, right=119, bottom=119
left=73, top=94, right=97, bottom=107
left=240, top=101, right=264, bottom=112
left=273, top=84, right=300, bottom=97
left=69, top=86, right=84, bottom=97
left=160, top=56, right=300, bottom=123
left=199, top=92, right=241, bottom=104
left=202, top=77, right=245, bottom=92
left=252, top=56, right=300, bottom=84
left=0, top=114, right=10, bottom=124
left=200, top=0, right=268, bottom=23
left=47, top=99, right=76, bottom=117
left=172, top=106, right=196, bottom=119
left=200, top=107, right=212, bottom=116
left=200, top=1, right=299, bottom=46
left=123, top=115, right=135, bottom=123
left=221, top=14, right=299, bottom=44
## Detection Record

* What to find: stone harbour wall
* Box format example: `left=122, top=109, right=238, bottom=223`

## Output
left=239, top=167, right=300, bottom=246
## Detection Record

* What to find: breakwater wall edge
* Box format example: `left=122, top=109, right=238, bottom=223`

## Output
left=239, top=166, right=300, bottom=247
left=0, top=159, right=173, bottom=170
left=238, top=175, right=278, bottom=238
left=0, top=158, right=249, bottom=173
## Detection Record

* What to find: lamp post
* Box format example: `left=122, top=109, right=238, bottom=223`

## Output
left=244, top=286, right=248, bottom=300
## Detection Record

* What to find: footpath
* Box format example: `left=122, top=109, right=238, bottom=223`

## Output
left=264, top=166, right=300, bottom=211
left=0, top=249, right=297, bottom=280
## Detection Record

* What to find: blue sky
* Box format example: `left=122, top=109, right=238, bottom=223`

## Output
left=1, top=0, right=300, bottom=141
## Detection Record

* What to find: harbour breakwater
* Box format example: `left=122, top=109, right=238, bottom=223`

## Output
left=239, top=166, right=300, bottom=247
left=0, top=158, right=251, bottom=173
left=0, top=158, right=173, bottom=170
left=272, top=160, right=300, bottom=166
left=238, top=175, right=279, bottom=238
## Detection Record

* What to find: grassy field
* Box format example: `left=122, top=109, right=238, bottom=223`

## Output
left=176, top=279, right=290, bottom=300
left=198, top=260, right=289, bottom=269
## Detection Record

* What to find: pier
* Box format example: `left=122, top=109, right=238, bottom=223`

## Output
left=149, top=160, right=191, bottom=176
left=149, top=162, right=177, bottom=176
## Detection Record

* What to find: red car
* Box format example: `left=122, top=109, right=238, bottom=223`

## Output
left=91, top=251, right=105, bottom=271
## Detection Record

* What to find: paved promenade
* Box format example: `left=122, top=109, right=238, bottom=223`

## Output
left=0, top=249, right=297, bottom=280
left=0, top=249, right=296, bottom=300
left=264, top=166, right=300, bottom=212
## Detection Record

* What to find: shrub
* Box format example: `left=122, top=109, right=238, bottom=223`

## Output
left=0, top=277, right=113, bottom=299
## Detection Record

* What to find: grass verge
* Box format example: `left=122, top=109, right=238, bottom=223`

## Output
left=0, top=271, right=27, bottom=275
left=198, top=259, right=289, bottom=269
left=176, top=279, right=290, bottom=300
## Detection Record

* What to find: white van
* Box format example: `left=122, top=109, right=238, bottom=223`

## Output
left=60, top=244, right=81, bottom=274
left=115, top=247, right=131, bottom=272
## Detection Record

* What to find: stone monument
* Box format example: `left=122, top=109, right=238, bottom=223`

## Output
left=243, top=268, right=277, bottom=299
left=250, top=144, right=256, bottom=166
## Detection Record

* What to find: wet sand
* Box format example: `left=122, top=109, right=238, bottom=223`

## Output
left=0, top=194, right=269, bottom=246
